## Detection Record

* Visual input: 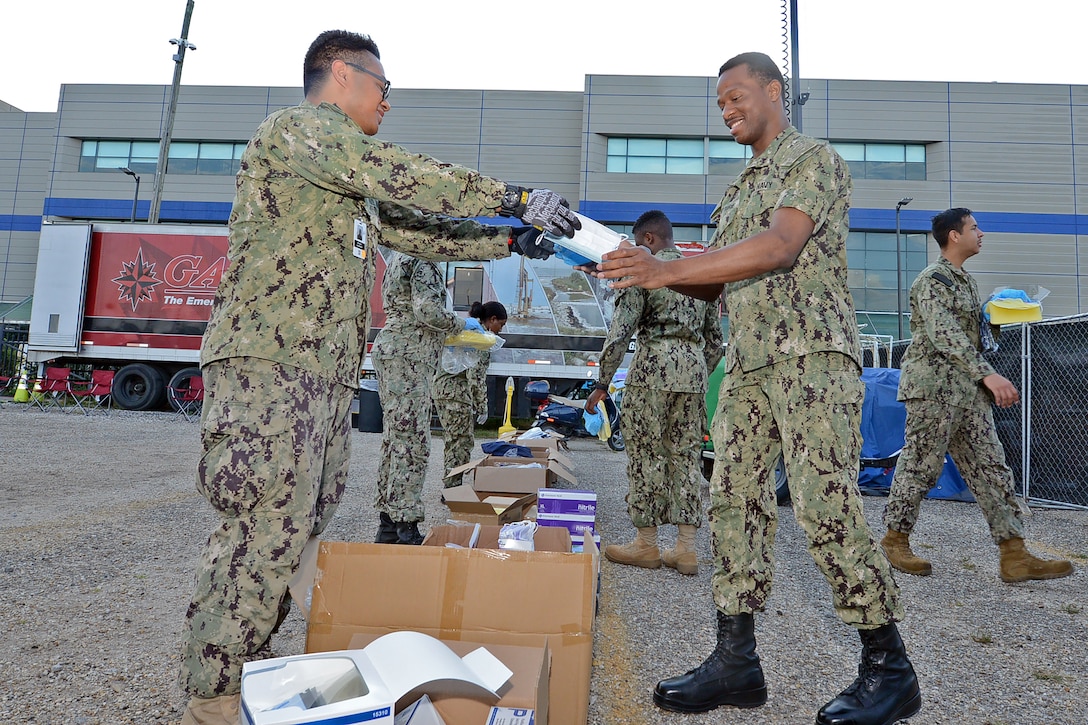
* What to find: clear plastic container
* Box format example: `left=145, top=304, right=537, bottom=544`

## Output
left=544, top=212, right=628, bottom=263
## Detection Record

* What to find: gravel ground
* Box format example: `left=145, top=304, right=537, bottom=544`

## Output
left=1, top=407, right=1086, bottom=725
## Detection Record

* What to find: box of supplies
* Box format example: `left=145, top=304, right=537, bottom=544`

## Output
left=295, top=529, right=597, bottom=724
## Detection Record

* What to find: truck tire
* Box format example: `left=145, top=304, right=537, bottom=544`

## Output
left=167, top=367, right=202, bottom=411
left=113, top=363, right=167, bottom=411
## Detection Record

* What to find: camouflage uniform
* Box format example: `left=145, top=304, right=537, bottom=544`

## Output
left=597, top=247, right=723, bottom=528
left=182, top=101, right=514, bottom=699
left=708, top=127, right=902, bottom=627
left=884, top=258, right=1023, bottom=543
left=373, top=253, right=465, bottom=520
left=433, top=349, right=490, bottom=487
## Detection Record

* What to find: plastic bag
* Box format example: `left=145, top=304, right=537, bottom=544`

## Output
left=440, top=330, right=505, bottom=375
left=543, top=212, right=628, bottom=263
left=582, top=407, right=603, bottom=436
left=441, top=345, right=482, bottom=375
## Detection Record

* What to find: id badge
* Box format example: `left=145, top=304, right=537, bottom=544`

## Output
left=353, top=218, right=367, bottom=260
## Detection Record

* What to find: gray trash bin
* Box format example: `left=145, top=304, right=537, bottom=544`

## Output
left=357, top=379, right=383, bottom=433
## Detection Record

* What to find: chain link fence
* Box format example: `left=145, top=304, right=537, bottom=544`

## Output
left=987, top=313, right=1088, bottom=510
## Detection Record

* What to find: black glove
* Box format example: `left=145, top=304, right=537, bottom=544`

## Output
left=509, top=226, right=555, bottom=260
left=499, top=185, right=581, bottom=238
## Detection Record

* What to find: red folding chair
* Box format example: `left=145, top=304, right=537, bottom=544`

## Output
left=0, top=373, right=15, bottom=408
left=30, top=367, right=71, bottom=412
left=68, top=369, right=115, bottom=415
left=168, top=374, right=204, bottom=422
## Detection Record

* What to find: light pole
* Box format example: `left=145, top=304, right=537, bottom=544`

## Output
left=895, top=197, right=913, bottom=340
left=120, top=167, right=140, bottom=222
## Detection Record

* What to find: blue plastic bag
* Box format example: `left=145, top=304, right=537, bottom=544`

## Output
left=582, top=407, right=603, bottom=435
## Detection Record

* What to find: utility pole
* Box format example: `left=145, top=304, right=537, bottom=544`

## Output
left=788, top=0, right=809, bottom=132
left=148, top=0, right=196, bottom=224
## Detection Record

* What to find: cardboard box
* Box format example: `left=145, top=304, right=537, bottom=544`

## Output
left=349, top=633, right=549, bottom=725
left=303, top=530, right=597, bottom=725
left=442, top=485, right=536, bottom=526
left=536, top=489, right=597, bottom=517
left=570, top=533, right=601, bottom=555
left=447, top=455, right=576, bottom=496
left=536, top=514, right=595, bottom=538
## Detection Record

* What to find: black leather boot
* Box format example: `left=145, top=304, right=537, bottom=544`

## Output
left=395, top=521, right=425, bottom=545
left=816, top=623, right=922, bottom=725
left=374, top=512, right=398, bottom=544
left=653, top=611, right=767, bottom=713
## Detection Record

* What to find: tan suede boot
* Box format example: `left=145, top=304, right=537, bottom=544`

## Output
left=662, top=524, right=698, bottom=575
left=604, top=526, right=661, bottom=569
left=999, top=537, right=1074, bottom=583
left=180, top=694, right=240, bottom=725
left=880, top=529, right=932, bottom=576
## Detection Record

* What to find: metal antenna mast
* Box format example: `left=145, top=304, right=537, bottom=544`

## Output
left=148, top=0, right=196, bottom=224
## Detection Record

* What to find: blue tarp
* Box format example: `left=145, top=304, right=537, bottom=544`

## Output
left=858, top=368, right=975, bottom=502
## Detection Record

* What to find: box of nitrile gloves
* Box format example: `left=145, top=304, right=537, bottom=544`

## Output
left=536, top=514, right=596, bottom=540
left=536, top=489, right=597, bottom=518
left=536, top=489, right=597, bottom=542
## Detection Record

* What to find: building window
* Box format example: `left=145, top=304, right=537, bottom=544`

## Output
left=607, top=136, right=758, bottom=177
left=847, top=230, right=928, bottom=335
left=607, top=137, right=706, bottom=175
left=708, top=139, right=752, bottom=177
left=832, top=142, right=926, bottom=180
left=79, top=140, right=248, bottom=175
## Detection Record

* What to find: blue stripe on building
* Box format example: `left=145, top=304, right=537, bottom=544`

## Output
left=5, top=199, right=1085, bottom=237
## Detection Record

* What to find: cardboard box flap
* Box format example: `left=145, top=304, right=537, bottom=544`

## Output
left=308, top=541, right=595, bottom=643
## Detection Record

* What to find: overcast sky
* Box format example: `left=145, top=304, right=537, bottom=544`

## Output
left=1, top=0, right=1082, bottom=113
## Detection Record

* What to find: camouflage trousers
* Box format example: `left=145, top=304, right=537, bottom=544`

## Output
left=434, top=397, right=475, bottom=488
left=373, top=345, right=438, bottom=522
left=709, top=353, right=902, bottom=627
left=620, top=384, right=705, bottom=528
left=884, top=391, right=1023, bottom=543
left=179, top=357, right=353, bottom=698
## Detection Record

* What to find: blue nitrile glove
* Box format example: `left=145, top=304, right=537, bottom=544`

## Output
left=582, top=407, right=603, bottom=436
left=464, top=317, right=485, bottom=332
left=992, top=289, right=1033, bottom=302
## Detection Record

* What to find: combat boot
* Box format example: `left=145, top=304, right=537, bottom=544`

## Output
left=180, top=694, right=240, bottom=725
left=395, top=521, right=425, bottom=545
left=604, top=526, right=661, bottom=569
left=375, top=512, right=398, bottom=544
left=998, top=537, right=1074, bottom=582
left=880, top=529, right=932, bottom=576
left=816, top=623, right=922, bottom=725
left=653, top=610, right=766, bottom=712
left=662, top=524, right=698, bottom=575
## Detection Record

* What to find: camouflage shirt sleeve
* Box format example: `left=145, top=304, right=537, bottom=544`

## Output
left=469, top=349, right=490, bottom=411
left=379, top=201, right=514, bottom=261
left=409, top=259, right=465, bottom=334
left=702, top=301, right=724, bottom=374
left=598, top=285, right=644, bottom=387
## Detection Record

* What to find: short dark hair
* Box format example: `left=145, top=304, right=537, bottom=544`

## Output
left=469, top=300, right=507, bottom=322
left=718, top=52, right=785, bottom=90
left=303, top=30, right=381, bottom=96
left=931, top=207, right=973, bottom=248
left=632, top=209, right=673, bottom=241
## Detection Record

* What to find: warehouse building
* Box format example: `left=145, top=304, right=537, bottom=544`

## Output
left=2, top=75, right=1086, bottom=335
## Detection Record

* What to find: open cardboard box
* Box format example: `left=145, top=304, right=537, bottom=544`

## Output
left=441, top=486, right=536, bottom=527
left=296, top=527, right=598, bottom=725
left=446, top=455, right=576, bottom=496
